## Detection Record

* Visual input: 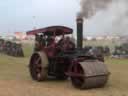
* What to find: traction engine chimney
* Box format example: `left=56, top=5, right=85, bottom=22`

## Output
left=76, top=16, right=84, bottom=49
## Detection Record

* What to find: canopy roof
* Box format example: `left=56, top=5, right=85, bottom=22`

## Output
left=26, top=26, right=73, bottom=36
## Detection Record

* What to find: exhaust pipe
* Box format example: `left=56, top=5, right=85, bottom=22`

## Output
left=76, top=15, right=84, bottom=49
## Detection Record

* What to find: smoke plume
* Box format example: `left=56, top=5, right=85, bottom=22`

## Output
left=80, top=0, right=128, bottom=36
left=80, top=0, right=112, bottom=18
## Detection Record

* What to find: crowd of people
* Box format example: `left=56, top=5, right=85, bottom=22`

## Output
left=0, top=39, right=24, bottom=57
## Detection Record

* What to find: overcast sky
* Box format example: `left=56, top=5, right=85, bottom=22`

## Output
left=0, top=0, right=80, bottom=36
left=1, top=0, right=126, bottom=37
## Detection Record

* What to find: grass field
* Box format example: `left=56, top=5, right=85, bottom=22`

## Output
left=0, top=44, right=128, bottom=96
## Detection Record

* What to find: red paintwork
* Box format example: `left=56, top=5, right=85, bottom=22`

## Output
left=29, top=25, right=81, bottom=77
left=66, top=60, right=84, bottom=77
left=26, top=26, right=73, bottom=36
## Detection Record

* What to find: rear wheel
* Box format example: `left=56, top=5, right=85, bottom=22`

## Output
left=29, top=54, right=47, bottom=81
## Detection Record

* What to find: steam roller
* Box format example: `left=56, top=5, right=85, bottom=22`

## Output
left=27, top=15, right=110, bottom=89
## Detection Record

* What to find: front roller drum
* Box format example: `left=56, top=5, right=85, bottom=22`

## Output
left=29, top=53, right=48, bottom=81
left=70, top=60, right=109, bottom=89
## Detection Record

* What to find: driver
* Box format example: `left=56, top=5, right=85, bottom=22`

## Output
left=64, top=36, right=75, bottom=50
left=57, top=36, right=75, bottom=52
left=46, top=36, right=55, bottom=46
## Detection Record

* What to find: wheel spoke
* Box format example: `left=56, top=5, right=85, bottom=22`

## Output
left=35, top=57, right=41, bottom=65
left=35, top=57, right=42, bottom=74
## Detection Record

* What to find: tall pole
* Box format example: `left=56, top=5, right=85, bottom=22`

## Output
left=33, top=16, right=36, bottom=30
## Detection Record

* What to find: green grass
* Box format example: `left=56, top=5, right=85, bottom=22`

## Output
left=0, top=44, right=33, bottom=80
left=22, top=43, right=33, bottom=57
left=106, top=57, right=128, bottom=65
left=0, top=54, right=29, bottom=80
left=0, top=44, right=128, bottom=96
left=83, top=40, right=120, bottom=52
